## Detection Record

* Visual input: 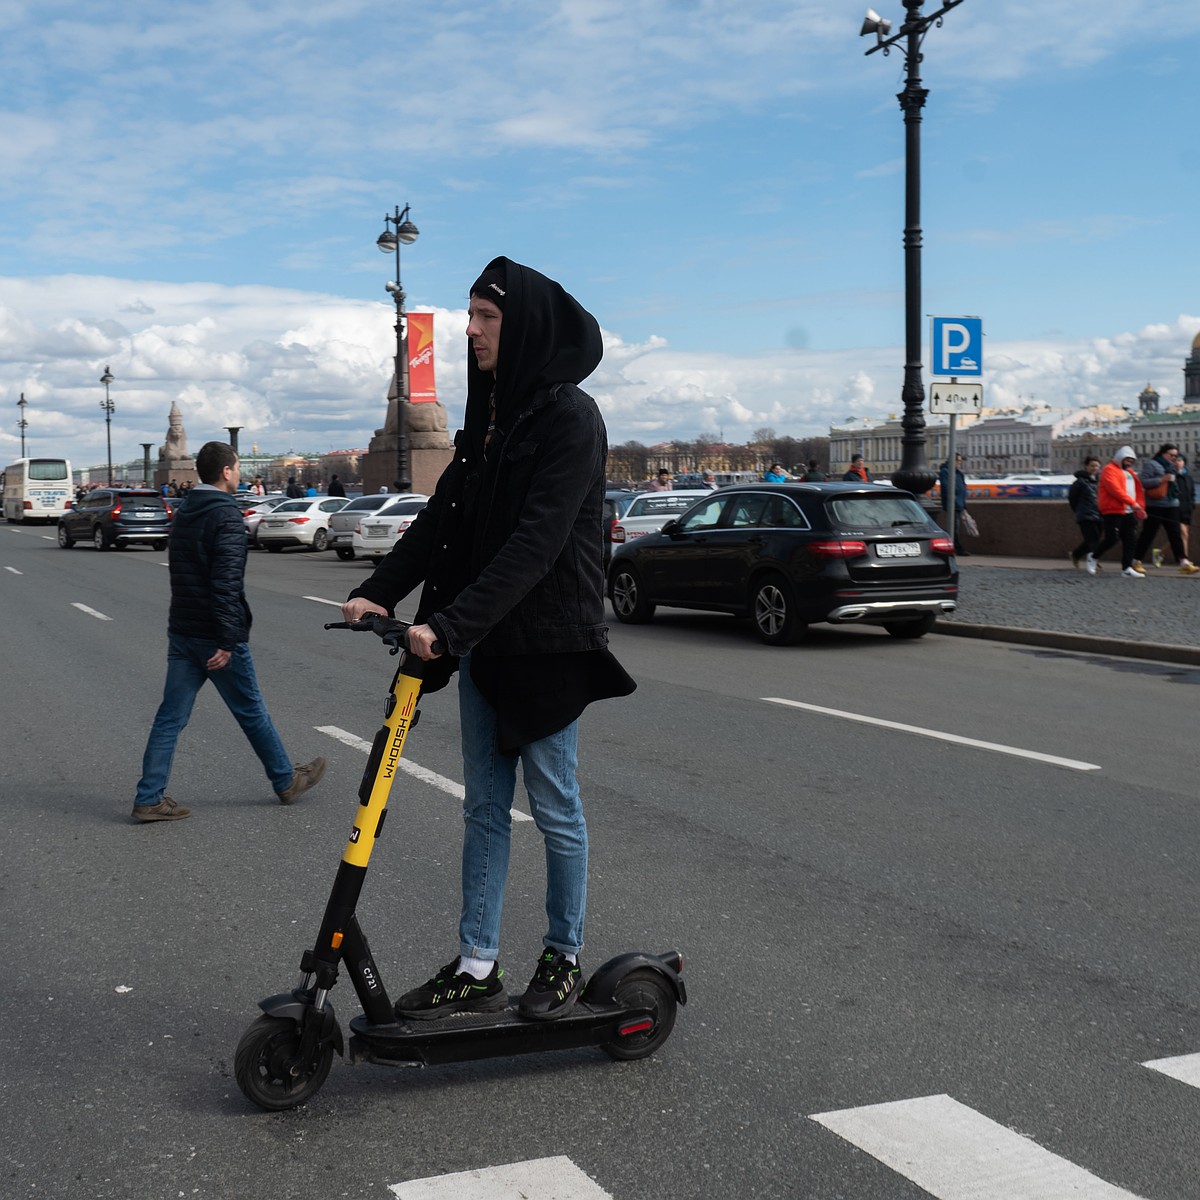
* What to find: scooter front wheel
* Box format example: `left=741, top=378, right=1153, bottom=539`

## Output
left=235, top=1014, right=335, bottom=1111
left=601, top=969, right=678, bottom=1062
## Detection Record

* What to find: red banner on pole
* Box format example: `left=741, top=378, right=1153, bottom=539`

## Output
left=408, top=312, right=437, bottom=403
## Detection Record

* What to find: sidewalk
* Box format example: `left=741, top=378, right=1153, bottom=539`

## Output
left=936, top=555, right=1200, bottom=666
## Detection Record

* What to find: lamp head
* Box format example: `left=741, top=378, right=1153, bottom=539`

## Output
left=100, top=367, right=114, bottom=386
left=396, top=219, right=419, bottom=245
left=377, top=228, right=397, bottom=254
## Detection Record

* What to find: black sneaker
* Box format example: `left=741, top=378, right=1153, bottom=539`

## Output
left=518, top=949, right=582, bottom=1021
left=395, top=959, right=506, bottom=1021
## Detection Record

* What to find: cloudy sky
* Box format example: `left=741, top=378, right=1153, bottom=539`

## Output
left=3, top=1, right=1198, bottom=468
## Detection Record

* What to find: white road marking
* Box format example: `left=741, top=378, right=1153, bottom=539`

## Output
left=762, top=697, right=1101, bottom=772
left=811, top=1093, right=1144, bottom=1199
left=41, top=535, right=53, bottom=541
left=389, top=1156, right=611, bottom=1199
left=316, top=724, right=533, bottom=822
left=4, top=566, right=21, bottom=574
left=1143, top=1051, right=1200, bottom=1088
left=304, top=595, right=342, bottom=607
left=71, top=602, right=113, bottom=621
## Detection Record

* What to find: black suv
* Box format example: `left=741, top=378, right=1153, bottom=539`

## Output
left=608, top=482, right=958, bottom=645
left=58, top=488, right=173, bottom=551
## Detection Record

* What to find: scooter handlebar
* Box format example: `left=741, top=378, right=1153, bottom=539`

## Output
left=324, top=616, right=445, bottom=656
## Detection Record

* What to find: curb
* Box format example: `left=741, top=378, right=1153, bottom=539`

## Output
left=935, top=621, right=1200, bottom=666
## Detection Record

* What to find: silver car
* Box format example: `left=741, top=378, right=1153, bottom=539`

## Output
left=327, top=493, right=423, bottom=560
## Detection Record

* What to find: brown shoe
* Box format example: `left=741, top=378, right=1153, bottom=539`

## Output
left=131, top=795, right=191, bottom=822
left=277, top=757, right=326, bottom=805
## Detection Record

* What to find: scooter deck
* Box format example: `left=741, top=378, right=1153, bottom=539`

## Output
left=347, top=999, right=645, bottom=1067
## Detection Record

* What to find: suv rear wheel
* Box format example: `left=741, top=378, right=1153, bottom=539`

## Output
left=57, top=524, right=75, bottom=549
left=884, top=613, right=936, bottom=639
left=93, top=526, right=110, bottom=551
left=751, top=574, right=805, bottom=645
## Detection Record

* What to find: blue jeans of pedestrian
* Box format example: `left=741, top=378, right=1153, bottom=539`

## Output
left=458, top=654, right=587, bottom=961
left=134, top=634, right=293, bottom=807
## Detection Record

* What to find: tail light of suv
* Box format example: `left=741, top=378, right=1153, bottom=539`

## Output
left=807, top=539, right=867, bottom=559
left=930, top=536, right=955, bottom=555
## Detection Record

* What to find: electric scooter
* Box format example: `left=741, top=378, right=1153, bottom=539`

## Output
left=234, top=615, right=686, bottom=1111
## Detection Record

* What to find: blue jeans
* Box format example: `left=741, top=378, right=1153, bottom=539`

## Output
left=458, top=655, right=587, bottom=961
left=134, top=634, right=293, bottom=806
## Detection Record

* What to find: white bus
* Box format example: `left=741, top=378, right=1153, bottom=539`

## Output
left=2, top=457, right=74, bottom=523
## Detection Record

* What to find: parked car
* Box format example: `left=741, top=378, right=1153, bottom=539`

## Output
left=609, top=490, right=713, bottom=547
left=328, top=492, right=423, bottom=560
left=256, top=496, right=350, bottom=552
left=57, top=488, right=173, bottom=551
left=241, top=494, right=288, bottom=544
left=607, top=482, right=958, bottom=645
left=602, top=488, right=640, bottom=569
left=351, top=496, right=430, bottom=559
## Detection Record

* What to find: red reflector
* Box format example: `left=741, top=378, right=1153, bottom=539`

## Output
left=931, top=536, right=955, bottom=555
left=619, top=1019, right=654, bottom=1037
left=22, top=500, right=32, bottom=510
left=809, top=539, right=866, bottom=559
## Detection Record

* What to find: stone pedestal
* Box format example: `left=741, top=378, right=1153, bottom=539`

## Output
left=362, top=381, right=453, bottom=496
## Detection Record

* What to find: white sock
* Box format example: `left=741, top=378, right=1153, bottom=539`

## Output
left=564, top=952, right=577, bottom=965
left=458, top=955, right=494, bottom=980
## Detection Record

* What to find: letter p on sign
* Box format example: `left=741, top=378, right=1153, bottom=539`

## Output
left=931, top=316, right=983, bottom=378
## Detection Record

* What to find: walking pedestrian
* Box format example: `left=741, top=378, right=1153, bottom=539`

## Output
left=647, top=469, right=673, bottom=491
left=1093, top=446, right=1147, bottom=578
left=939, top=452, right=971, bottom=557
left=131, top=441, right=326, bottom=821
left=1133, top=444, right=1199, bottom=575
left=842, top=454, right=873, bottom=483
left=341, top=256, right=635, bottom=1022
left=1068, top=457, right=1103, bottom=574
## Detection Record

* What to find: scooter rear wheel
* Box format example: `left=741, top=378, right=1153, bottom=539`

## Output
left=235, top=1014, right=335, bottom=1111
left=601, top=969, right=678, bottom=1061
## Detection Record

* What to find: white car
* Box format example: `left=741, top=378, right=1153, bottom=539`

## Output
left=240, top=494, right=288, bottom=544
left=609, top=489, right=712, bottom=547
left=257, top=496, right=350, bottom=552
left=351, top=496, right=429, bottom=558
left=328, top=492, right=424, bottom=560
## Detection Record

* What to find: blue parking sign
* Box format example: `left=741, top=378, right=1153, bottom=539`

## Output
left=931, top=316, right=983, bottom=378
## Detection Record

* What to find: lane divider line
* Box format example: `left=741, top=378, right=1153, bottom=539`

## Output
left=304, top=595, right=342, bottom=607
left=316, top=724, right=533, bottom=822
left=1143, top=1052, right=1200, bottom=1089
left=762, top=697, right=1101, bottom=772
left=72, top=602, right=113, bottom=621
left=4, top=567, right=21, bottom=574
left=811, top=1093, right=1144, bottom=1199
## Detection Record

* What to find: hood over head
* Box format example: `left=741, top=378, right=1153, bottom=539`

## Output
left=1112, top=445, right=1136, bottom=465
left=466, top=256, right=602, bottom=439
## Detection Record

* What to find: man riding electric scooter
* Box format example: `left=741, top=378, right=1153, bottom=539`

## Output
left=341, top=257, right=635, bottom=1023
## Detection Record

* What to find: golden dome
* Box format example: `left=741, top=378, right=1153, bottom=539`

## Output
left=1193, top=329, right=1200, bottom=351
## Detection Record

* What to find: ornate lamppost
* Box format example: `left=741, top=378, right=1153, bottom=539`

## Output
left=860, top=0, right=965, bottom=496
left=99, top=366, right=115, bottom=485
left=376, top=204, right=420, bottom=493
left=17, top=393, right=28, bottom=456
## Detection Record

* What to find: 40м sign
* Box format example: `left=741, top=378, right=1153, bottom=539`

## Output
left=930, top=316, right=982, bottom=378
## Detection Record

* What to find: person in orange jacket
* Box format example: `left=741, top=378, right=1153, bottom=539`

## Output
left=1093, top=445, right=1147, bottom=577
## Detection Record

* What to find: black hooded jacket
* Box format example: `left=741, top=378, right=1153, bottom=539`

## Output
left=348, top=257, right=617, bottom=699
left=167, top=486, right=252, bottom=648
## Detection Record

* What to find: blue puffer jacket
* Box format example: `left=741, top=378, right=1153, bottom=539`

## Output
left=167, top=486, right=252, bottom=649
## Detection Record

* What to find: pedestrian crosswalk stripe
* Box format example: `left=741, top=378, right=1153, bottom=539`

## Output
left=1143, top=1052, right=1200, bottom=1088
left=389, top=1155, right=611, bottom=1198
left=810, top=1093, right=1144, bottom=1199
left=316, top=724, right=533, bottom=822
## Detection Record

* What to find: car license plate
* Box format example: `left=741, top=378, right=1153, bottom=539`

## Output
left=366, top=527, right=387, bottom=538
left=266, top=519, right=283, bottom=527
left=877, top=541, right=920, bottom=558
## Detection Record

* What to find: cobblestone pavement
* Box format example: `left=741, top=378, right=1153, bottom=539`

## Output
left=941, top=557, right=1199, bottom=650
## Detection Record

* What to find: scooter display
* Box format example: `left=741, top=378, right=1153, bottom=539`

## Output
left=235, top=615, right=686, bottom=1111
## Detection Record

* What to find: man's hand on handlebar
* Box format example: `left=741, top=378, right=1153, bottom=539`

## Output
left=404, top=623, right=443, bottom=661
left=341, top=597, right=389, bottom=623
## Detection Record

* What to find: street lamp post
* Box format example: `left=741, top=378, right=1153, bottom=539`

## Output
left=376, top=204, right=420, bottom=493
left=227, top=426, right=242, bottom=455
left=861, top=0, right=965, bottom=496
left=99, top=366, right=115, bottom=486
left=17, top=393, right=28, bottom=456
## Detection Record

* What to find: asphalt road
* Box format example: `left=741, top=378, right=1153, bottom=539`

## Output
left=2, top=524, right=1199, bottom=1200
